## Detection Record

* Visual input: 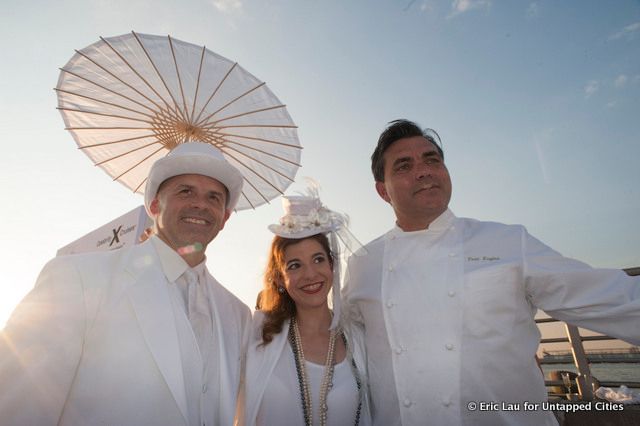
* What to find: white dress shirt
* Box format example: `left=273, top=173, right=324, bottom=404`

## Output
left=152, top=237, right=219, bottom=426
left=343, top=209, right=640, bottom=426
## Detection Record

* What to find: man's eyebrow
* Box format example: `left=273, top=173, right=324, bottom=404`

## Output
left=423, top=150, right=441, bottom=158
left=392, top=156, right=412, bottom=167
left=175, top=183, right=194, bottom=190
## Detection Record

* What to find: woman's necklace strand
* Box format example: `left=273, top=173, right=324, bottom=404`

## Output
left=290, top=316, right=337, bottom=426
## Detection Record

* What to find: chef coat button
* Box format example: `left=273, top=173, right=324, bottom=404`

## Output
left=442, top=399, right=452, bottom=407
left=445, top=343, right=454, bottom=351
left=395, top=347, right=403, bottom=355
left=388, top=266, right=394, bottom=272
left=403, top=398, right=412, bottom=407
left=448, top=290, right=456, bottom=297
left=448, top=252, right=457, bottom=257
left=202, top=383, right=208, bottom=394
left=386, top=300, right=394, bottom=308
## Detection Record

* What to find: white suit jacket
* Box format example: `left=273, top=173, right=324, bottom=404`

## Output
left=0, top=239, right=250, bottom=426
left=237, top=311, right=372, bottom=425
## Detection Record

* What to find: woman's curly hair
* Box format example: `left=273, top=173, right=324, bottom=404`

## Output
left=259, top=233, right=333, bottom=345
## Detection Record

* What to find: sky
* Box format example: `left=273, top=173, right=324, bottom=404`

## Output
left=1, top=0, right=639, bottom=353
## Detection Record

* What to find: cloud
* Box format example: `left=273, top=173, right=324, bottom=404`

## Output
left=605, top=100, right=618, bottom=109
left=614, top=74, right=628, bottom=88
left=584, top=80, right=599, bottom=98
left=608, top=22, right=640, bottom=41
left=212, top=0, right=242, bottom=14
left=420, top=1, right=435, bottom=12
left=405, top=0, right=433, bottom=12
left=533, top=128, right=554, bottom=184
left=526, top=2, right=539, bottom=19
left=448, top=0, right=491, bottom=18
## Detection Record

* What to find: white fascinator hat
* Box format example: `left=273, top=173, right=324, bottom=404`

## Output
left=268, top=179, right=363, bottom=330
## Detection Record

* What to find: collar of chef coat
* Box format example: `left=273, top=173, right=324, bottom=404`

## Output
left=386, top=208, right=456, bottom=240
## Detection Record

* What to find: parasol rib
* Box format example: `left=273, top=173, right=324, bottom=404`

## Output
left=215, top=124, right=298, bottom=130
left=195, top=82, right=266, bottom=127
left=112, top=146, right=165, bottom=181
left=215, top=143, right=296, bottom=183
left=66, top=126, right=160, bottom=130
left=100, top=33, right=184, bottom=123
left=54, top=88, right=156, bottom=119
left=190, top=45, right=207, bottom=125
left=133, top=176, right=148, bottom=193
left=238, top=192, right=256, bottom=210
left=156, top=126, right=184, bottom=145
left=216, top=131, right=303, bottom=149
left=95, top=141, right=161, bottom=166
left=208, top=104, right=288, bottom=125
left=218, top=139, right=301, bottom=167
left=57, top=107, right=153, bottom=124
left=234, top=170, right=270, bottom=206
left=193, top=62, right=238, bottom=125
left=69, top=50, right=181, bottom=122
left=129, top=32, right=188, bottom=123
left=58, top=68, right=162, bottom=116
left=207, top=134, right=299, bottom=175
left=78, top=134, right=158, bottom=149
left=167, top=35, right=191, bottom=124
left=219, top=149, right=286, bottom=197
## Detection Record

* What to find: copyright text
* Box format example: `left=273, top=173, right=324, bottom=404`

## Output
left=466, top=401, right=624, bottom=413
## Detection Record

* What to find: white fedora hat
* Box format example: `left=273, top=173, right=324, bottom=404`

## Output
left=144, top=142, right=243, bottom=215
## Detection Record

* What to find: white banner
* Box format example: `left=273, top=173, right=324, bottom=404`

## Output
left=57, top=205, right=152, bottom=256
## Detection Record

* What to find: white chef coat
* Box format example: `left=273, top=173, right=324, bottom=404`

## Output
left=343, top=209, right=640, bottom=426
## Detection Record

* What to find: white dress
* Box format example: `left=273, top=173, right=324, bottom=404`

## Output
left=256, top=347, right=359, bottom=425
left=238, top=312, right=371, bottom=426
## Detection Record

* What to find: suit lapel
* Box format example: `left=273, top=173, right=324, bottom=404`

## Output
left=245, top=315, right=290, bottom=424
left=123, top=242, right=189, bottom=425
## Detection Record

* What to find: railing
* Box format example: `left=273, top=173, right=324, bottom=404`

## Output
left=536, top=266, right=640, bottom=400
left=541, top=347, right=640, bottom=363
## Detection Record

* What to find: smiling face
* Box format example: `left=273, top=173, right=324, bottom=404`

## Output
left=281, top=237, right=333, bottom=312
left=150, top=174, right=230, bottom=265
left=376, top=135, right=452, bottom=231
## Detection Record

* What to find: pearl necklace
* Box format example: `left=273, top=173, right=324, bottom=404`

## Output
left=289, top=316, right=337, bottom=426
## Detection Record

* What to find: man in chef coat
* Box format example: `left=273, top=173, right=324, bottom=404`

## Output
left=342, top=119, right=640, bottom=426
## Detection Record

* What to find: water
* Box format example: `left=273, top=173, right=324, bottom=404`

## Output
left=541, top=363, right=640, bottom=390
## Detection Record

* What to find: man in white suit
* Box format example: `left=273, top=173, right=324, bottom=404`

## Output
left=0, top=142, right=251, bottom=426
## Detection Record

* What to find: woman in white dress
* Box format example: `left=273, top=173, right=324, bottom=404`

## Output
left=238, top=188, right=371, bottom=426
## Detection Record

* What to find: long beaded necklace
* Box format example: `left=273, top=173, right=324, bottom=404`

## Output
left=289, top=316, right=337, bottom=426
left=341, top=333, right=363, bottom=426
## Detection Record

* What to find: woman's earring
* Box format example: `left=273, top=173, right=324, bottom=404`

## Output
left=277, top=286, right=285, bottom=294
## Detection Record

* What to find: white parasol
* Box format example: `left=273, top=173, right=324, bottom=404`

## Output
left=56, top=31, right=301, bottom=210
